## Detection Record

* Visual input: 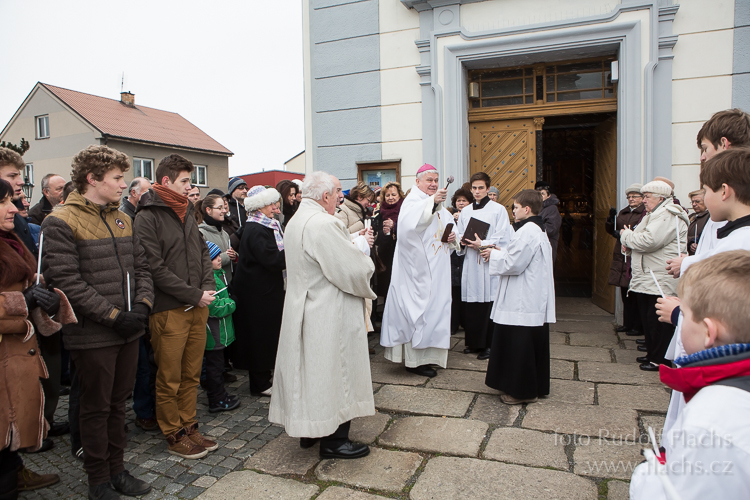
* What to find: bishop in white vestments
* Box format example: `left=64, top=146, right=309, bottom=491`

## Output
left=380, top=164, right=459, bottom=377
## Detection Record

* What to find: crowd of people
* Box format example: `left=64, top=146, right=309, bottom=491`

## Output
left=0, top=108, right=748, bottom=500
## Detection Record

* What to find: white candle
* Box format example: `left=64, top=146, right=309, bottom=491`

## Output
left=127, top=272, right=131, bottom=311
left=36, top=232, right=44, bottom=285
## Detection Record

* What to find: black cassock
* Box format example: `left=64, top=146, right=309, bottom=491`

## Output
left=485, top=323, right=550, bottom=400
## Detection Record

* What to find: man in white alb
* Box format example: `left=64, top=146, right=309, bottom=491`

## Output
left=380, top=164, right=459, bottom=377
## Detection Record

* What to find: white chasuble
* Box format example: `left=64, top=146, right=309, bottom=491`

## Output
left=380, top=186, right=459, bottom=353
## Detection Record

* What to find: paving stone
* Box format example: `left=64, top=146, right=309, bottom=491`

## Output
left=550, top=359, right=575, bottom=380
left=410, top=456, right=597, bottom=500
left=378, top=416, right=488, bottom=456
left=450, top=336, right=462, bottom=348
left=607, top=480, right=631, bottom=500
left=374, top=385, right=474, bottom=417
left=195, top=470, right=318, bottom=499
left=193, top=476, right=218, bottom=488
left=597, top=384, right=670, bottom=412
left=578, top=361, right=664, bottom=386
left=315, top=447, right=422, bottom=493
left=546, top=379, right=595, bottom=405
left=316, top=486, right=390, bottom=499
left=452, top=338, right=466, bottom=351
left=350, top=413, right=390, bottom=444
left=446, top=350, right=489, bottom=371
left=551, top=344, right=613, bottom=362
left=640, top=415, right=666, bottom=439
left=622, top=339, right=640, bottom=350
left=468, top=394, right=520, bottom=425
left=369, top=361, right=428, bottom=386
left=372, top=383, right=382, bottom=393
left=569, top=332, right=620, bottom=347
left=552, top=321, right=615, bottom=335
left=244, top=433, right=320, bottom=476
left=523, top=401, right=639, bottom=438
left=549, top=332, right=567, bottom=345
left=426, top=369, right=500, bottom=395
left=574, top=439, right=645, bottom=480
left=483, top=427, right=569, bottom=470
left=556, top=297, right=612, bottom=316
left=613, top=348, right=642, bottom=364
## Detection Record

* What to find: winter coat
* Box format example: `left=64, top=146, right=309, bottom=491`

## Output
left=0, top=233, right=76, bottom=451
left=630, top=347, right=750, bottom=500
left=269, top=199, right=376, bottom=438
left=539, top=194, right=562, bottom=261
left=225, top=197, right=246, bottom=237
left=199, top=222, right=233, bottom=283
left=687, top=210, right=710, bottom=256
left=42, top=191, right=154, bottom=350
left=133, top=189, right=214, bottom=314
left=119, top=197, right=137, bottom=220
left=206, top=269, right=235, bottom=351
left=13, top=211, right=36, bottom=255
left=28, top=195, right=53, bottom=225
left=605, top=204, right=646, bottom=288
left=488, top=217, right=556, bottom=327
left=620, top=197, right=689, bottom=297
left=335, top=198, right=366, bottom=234
left=230, top=222, right=286, bottom=372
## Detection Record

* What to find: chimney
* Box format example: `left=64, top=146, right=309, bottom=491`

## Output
left=120, top=91, right=135, bottom=107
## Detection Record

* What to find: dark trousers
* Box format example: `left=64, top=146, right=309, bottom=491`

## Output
left=132, top=335, right=156, bottom=420
left=38, top=331, right=62, bottom=424
left=320, top=421, right=351, bottom=449
left=450, top=286, right=464, bottom=334
left=69, top=359, right=81, bottom=453
left=620, top=287, right=643, bottom=333
left=249, top=370, right=272, bottom=395
left=485, top=323, right=550, bottom=400
left=462, top=302, right=494, bottom=349
left=204, top=350, right=227, bottom=406
left=70, top=340, right=139, bottom=486
left=0, top=447, right=22, bottom=496
left=634, top=292, right=676, bottom=365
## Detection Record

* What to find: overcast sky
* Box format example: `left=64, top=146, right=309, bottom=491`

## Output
left=0, top=0, right=305, bottom=177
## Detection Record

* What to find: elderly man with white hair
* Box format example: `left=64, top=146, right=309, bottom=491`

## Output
left=269, top=171, right=377, bottom=460
left=120, top=177, right=151, bottom=220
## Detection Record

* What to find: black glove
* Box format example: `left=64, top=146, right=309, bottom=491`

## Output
left=131, top=303, right=150, bottom=317
left=22, top=284, right=39, bottom=312
left=608, top=207, right=617, bottom=219
left=35, top=286, right=60, bottom=316
left=113, top=311, right=148, bottom=338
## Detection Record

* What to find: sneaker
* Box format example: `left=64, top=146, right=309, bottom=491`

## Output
left=16, top=466, right=60, bottom=491
left=88, top=482, right=121, bottom=500
left=110, top=470, right=151, bottom=496
left=500, top=394, right=538, bottom=405
left=185, top=423, right=218, bottom=452
left=166, top=429, right=207, bottom=459
left=134, top=416, right=159, bottom=432
left=209, top=397, right=241, bottom=413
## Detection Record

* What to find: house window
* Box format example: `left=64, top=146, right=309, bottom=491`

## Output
left=133, top=158, right=154, bottom=182
left=192, top=165, right=207, bottom=187
left=36, top=115, right=49, bottom=139
left=24, top=164, right=34, bottom=184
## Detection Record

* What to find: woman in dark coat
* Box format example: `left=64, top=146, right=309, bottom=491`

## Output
left=230, top=186, right=286, bottom=397
left=605, top=183, right=646, bottom=337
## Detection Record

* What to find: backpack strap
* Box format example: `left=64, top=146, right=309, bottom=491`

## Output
left=713, top=376, right=750, bottom=393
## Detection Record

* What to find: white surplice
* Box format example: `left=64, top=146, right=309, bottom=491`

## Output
left=380, top=185, right=459, bottom=367
left=456, top=199, right=513, bottom=302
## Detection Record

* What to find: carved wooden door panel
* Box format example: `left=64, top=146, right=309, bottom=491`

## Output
left=592, top=117, right=618, bottom=313
left=469, top=119, right=538, bottom=216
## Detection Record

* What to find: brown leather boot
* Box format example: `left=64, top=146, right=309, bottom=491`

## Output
left=16, top=466, right=59, bottom=491
left=185, top=423, right=218, bottom=452
left=166, top=429, right=207, bottom=459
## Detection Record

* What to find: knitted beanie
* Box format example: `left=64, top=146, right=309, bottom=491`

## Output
left=624, top=183, right=643, bottom=195
left=640, top=181, right=672, bottom=198
left=228, top=177, right=247, bottom=195
left=206, top=241, right=221, bottom=261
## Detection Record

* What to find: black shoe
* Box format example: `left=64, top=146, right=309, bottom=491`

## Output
left=636, top=339, right=646, bottom=345
left=48, top=421, right=70, bottom=437
left=615, top=325, right=629, bottom=333
left=59, top=386, right=71, bottom=396
left=89, top=482, right=121, bottom=500
left=300, top=438, right=320, bottom=449
left=637, top=345, right=648, bottom=352
left=405, top=365, right=437, bottom=377
left=463, top=348, right=481, bottom=354
left=222, top=372, right=238, bottom=383
left=22, top=438, right=53, bottom=454
left=477, top=348, right=491, bottom=360
left=639, top=362, right=660, bottom=372
left=110, top=470, right=151, bottom=497
left=625, top=330, right=644, bottom=337
left=209, top=397, right=240, bottom=413
left=636, top=356, right=650, bottom=363
left=319, top=441, right=370, bottom=459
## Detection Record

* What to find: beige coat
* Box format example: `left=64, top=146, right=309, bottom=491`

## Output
left=335, top=198, right=366, bottom=234
left=620, top=197, right=688, bottom=297
left=269, top=199, right=377, bottom=438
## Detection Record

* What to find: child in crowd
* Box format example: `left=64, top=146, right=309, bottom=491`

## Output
left=204, top=241, right=240, bottom=413
left=630, top=250, right=750, bottom=500
left=480, top=189, right=555, bottom=404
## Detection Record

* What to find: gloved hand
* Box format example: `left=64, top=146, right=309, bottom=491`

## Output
left=608, top=207, right=617, bottom=219
left=131, top=303, right=150, bottom=317
left=113, top=311, right=148, bottom=338
left=22, top=284, right=39, bottom=312
left=22, top=284, right=60, bottom=316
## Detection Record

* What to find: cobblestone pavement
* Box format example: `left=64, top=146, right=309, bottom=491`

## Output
left=21, top=298, right=666, bottom=499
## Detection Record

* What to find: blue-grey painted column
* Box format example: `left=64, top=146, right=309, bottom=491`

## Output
left=309, top=0, right=382, bottom=187
left=733, top=0, right=750, bottom=110
left=651, top=4, right=678, bottom=179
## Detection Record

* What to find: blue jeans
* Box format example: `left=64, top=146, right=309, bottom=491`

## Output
left=132, top=336, right=155, bottom=420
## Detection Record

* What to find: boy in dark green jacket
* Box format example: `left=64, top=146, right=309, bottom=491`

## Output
left=205, top=241, right=239, bottom=412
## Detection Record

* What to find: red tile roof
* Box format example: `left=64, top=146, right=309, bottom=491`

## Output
left=41, top=83, right=232, bottom=155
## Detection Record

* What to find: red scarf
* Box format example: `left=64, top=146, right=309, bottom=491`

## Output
left=379, top=197, right=403, bottom=233
left=659, top=357, right=750, bottom=402
left=153, top=184, right=189, bottom=223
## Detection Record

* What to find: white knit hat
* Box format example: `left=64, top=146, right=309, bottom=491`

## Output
left=640, top=180, right=672, bottom=198
left=624, top=183, right=643, bottom=195
left=244, top=185, right=280, bottom=212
